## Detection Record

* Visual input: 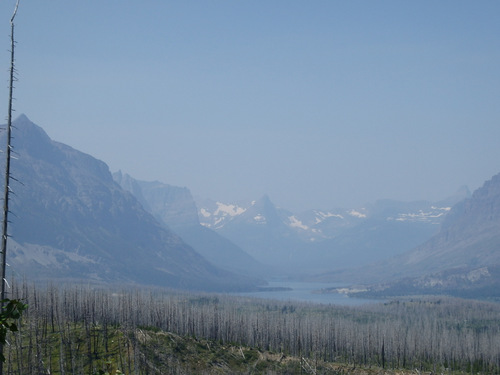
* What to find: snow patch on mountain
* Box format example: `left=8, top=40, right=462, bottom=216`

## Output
left=349, top=209, right=367, bottom=218
left=215, top=202, right=246, bottom=216
left=388, top=206, right=451, bottom=224
left=200, top=208, right=211, bottom=218
left=314, top=210, right=344, bottom=224
left=432, top=206, right=451, bottom=211
left=254, top=214, right=266, bottom=224
left=197, top=195, right=457, bottom=246
left=289, top=215, right=309, bottom=230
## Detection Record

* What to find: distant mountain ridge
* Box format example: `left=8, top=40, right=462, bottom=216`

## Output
left=317, top=173, right=500, bottom=299
left=400, top=172, right=500, bottom=275
left=6, top=114, right=494, bottom=299
left=113, top=172, right=265, bottom=278
left=113, top=171, right=200, bottom=228
left=198, top=198, right=368, bottom=242
left=196, top=193, right=467, bottom=273
left=198, top=198, right=462, bottom=241
left=4, top=115, right=255, bottom=291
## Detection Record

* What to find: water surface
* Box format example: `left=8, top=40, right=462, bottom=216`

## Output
left=237, top=281, right=382, bottom=306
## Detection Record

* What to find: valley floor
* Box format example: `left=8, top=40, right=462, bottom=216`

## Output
left=3, top=281, right=499, bottom=374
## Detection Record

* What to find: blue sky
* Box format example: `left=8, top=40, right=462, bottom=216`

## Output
left=0, top=1, right=499, bottom=211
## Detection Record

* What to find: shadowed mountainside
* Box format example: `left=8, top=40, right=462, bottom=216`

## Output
left=316, top=173, right=500, bottom=299
left=113, top=172, right=266, bottom=278
left=4, top=115, right=257, bottom=291
left=197, top=195, right=465, bottom=274
left=384, top=172, right=500, bottom=280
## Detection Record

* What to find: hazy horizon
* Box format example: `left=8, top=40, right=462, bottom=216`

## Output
left=0, top=1, right=499, bottom=211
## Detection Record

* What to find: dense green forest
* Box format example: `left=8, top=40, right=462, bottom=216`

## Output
left=2, top=281, right=500, bottom=374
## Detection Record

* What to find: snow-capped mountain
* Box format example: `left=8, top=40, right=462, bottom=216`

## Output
left=198, top=199, right=457, bottom=242
left=283, top=208, right=368, bottom=241
left=113, top=173, right=265, bottom=278
left=198, top=199, right=369, bottom=242
left=198, top=200, right=250, bottom=230
left=5, top=115, right=257, bottom=291
left=196, top=191, right=469, bottom=273
left=321, top=175, right=500, bottom=299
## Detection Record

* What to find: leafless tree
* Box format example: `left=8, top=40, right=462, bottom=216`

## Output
left=2, top=282, right=500, bottom=374
left=0, top=2, right=21, bottom=373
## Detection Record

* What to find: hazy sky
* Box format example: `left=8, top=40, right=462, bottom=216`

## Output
left=0, top=1, right=499, bottom=211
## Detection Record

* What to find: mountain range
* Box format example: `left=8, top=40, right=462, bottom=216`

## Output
left=316, top=174, right=500, bottom=299
left=2, top=114, right=500, bottom=299
left=196, top=193, right=468, bottom=274
left=4, top=115, right=257, bottom=291
left=113, top=171, right=265, bottom=278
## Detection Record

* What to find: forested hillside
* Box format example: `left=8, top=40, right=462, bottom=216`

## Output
left=4, top=281, right=500, bottom=374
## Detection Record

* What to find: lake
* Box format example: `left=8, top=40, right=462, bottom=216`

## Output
left=236, top=281, right=384, bottom=306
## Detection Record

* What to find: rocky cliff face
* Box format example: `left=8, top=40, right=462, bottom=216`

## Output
left=113, top=171, right=200, bottom=228
left=3, top=115, right=255, bottom=291
left=396, top=172, right=500, bottom=277
left=114, top=172, right=265, bottom=278
left=327, top=173, right=500, bottom=298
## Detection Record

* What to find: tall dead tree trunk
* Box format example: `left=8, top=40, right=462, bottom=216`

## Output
left=1, top=0, right=20, bottom=303
left=0, top=1, right=20, bottom=373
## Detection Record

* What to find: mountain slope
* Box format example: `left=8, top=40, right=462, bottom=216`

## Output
left=198, top=196, right=460, bottom=274
left=208, top=195, right=307, bottom=270
left=388, top=172, right=500, bottom=279
left=4, top=115, right=254, bottom=291
left=113, top=172, right=200, bottom=227
left=306, top=200, right=449, bottom=272
left=113, top=172, right=265, bottom=277
left=320, top=173, right=500, bottom=298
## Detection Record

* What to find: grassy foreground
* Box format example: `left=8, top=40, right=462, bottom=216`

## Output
left=5, top=323, right=457, bottom=374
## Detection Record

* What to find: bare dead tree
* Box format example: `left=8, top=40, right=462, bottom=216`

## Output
left=1, top=0, right=20, bottom=301
left=0, top=1, right=21, bottom=373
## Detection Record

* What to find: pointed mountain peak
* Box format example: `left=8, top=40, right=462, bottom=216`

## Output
left=254, top=194, right=274, bottom=207
left=13, top=113, right=30, bottom=123
left=12, top=113, right=42, bottom=132
left=2, top=114, right=53, bottom=159
left=5, top=116, right=253, bottom=291
left=247, top=195, right=280, bottom=217
left=11, top=113, right=50, bottom=139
